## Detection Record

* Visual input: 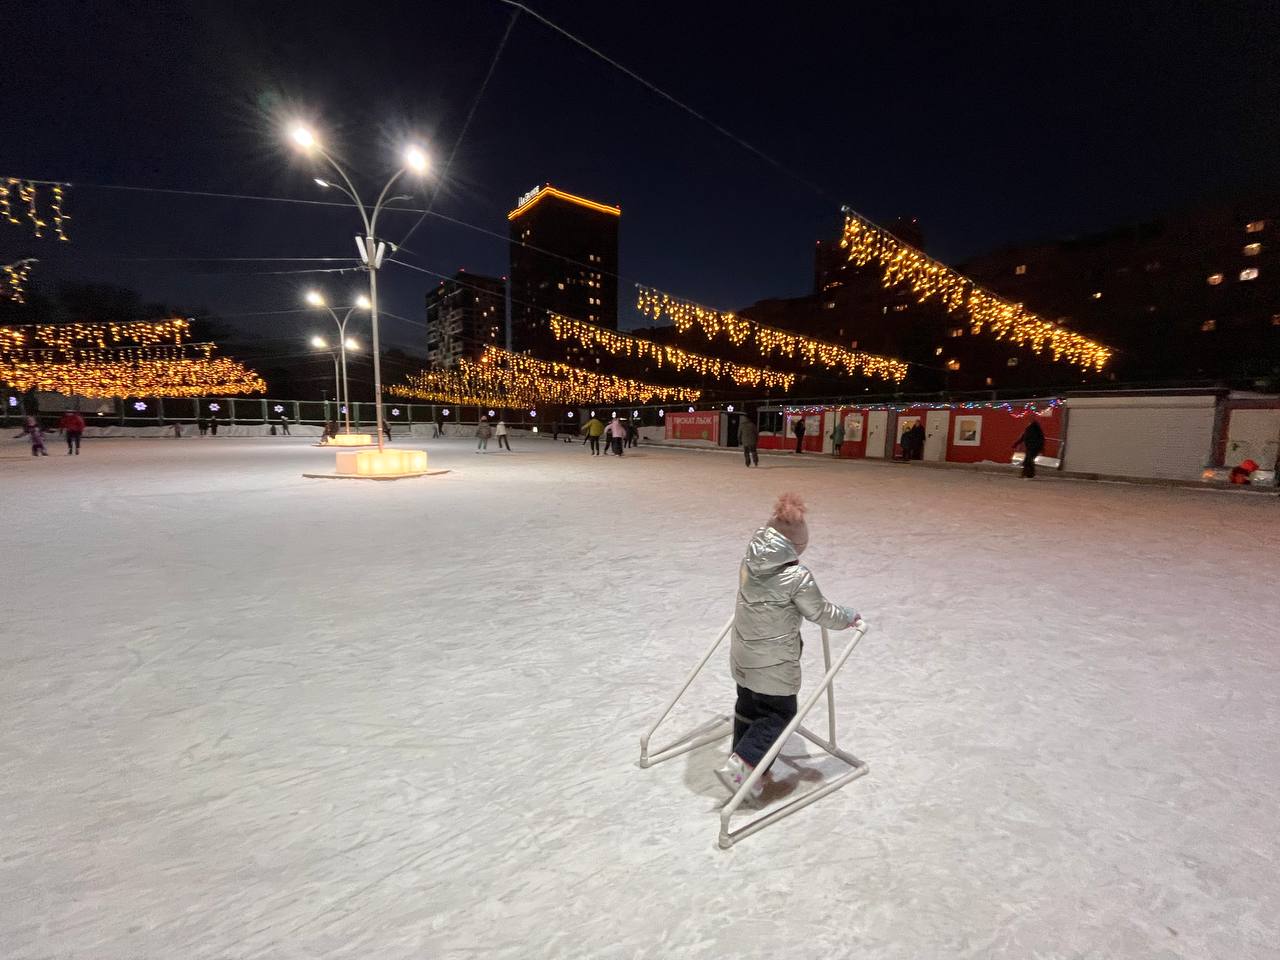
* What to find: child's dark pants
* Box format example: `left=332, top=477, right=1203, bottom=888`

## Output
left=732, top=684, right=798, bottom=770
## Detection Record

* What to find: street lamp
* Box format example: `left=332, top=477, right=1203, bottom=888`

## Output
left=309, top=336, right=342, bottom=424
left=304, top=289, right=367, bottom=433
left=288, top=123, right=430, bottom=452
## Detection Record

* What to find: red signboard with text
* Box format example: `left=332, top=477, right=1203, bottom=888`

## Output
left=666, top=411, right=720, bottom=444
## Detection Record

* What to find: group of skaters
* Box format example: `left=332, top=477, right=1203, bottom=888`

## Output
left=581, top=415, right=637, bottom=456
left=17, top=411, right=86, bottom=456
left=474, top=417, right=513, bottom=453
left=15, top=411, right=86, bottom=456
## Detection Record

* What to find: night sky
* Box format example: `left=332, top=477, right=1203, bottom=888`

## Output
left=6, top=0, right=1278, bottom=354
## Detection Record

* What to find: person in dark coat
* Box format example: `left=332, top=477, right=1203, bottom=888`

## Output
left=1013, top=419, right=1046, bottom=478
left=907, top=422, right=926, bottom=461
left=793, top=416, right=806, bottom=454
left=739, top=418, right=759, bottom=467
left=197, top=417, right=208, bottom=436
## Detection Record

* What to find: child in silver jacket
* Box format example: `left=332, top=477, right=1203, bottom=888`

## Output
left=717, top=492, right=859, bottom=803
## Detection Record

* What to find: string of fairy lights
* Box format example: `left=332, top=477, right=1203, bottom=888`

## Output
left=0, top=319, right=265, bottom=398
left=547, top=313, right=796, bottom=391
left=1, top=179, right=70, bottom=304
left=635, top=286, right=909, bottom=383
left=839, top=213, right=1112, bottom=370
left=2, top=260, right=35, bottom=304
left=784, top=397, right=1063, bottom=418
left=392, top=346, right=702, bottom=407
left=1, top=179, right=70, bottom=241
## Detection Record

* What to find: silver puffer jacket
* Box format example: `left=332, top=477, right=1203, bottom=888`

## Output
left=731, top=526, right=854, bottom=696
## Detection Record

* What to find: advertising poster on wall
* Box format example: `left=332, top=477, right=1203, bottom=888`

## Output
left=843, top=411, right=863, bottom=442
left=666, top=411, right=720, bottom=444
left=953, top=415, right=983, bottom=446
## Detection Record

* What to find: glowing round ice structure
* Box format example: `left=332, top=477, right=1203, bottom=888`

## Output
left=329, top=433, right=375, bottom=447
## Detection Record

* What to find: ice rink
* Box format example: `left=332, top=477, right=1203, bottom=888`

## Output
left=3, top=434, right=1278, bottom=959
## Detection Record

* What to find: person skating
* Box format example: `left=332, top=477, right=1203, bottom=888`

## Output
left=584, top=415, right=605, bottom=456
left=18, top=416, right=49, bottom=456
left=1013, top=419, right=1045, bottom=479
left=279, top=415, right=291, bottom=436
left=496, top=420, right=512, bottom=451
left=830, top=419, right=845, bottom=458
left=197, top=417, right=208, bottom=437
left=739, top=417, right=759, bottom=467
left=605, top=415, right=625, bottom=456
left=792, top=416, right=806, bottom=454
left=58, top=410, right=85, bottom=455
left=715, top=492, right=860, bottom=805
left=475, top=416, right=493, bottom=453
left=625, top=420, right=639, bottom=449
left=208, top=417, right=218, bottom=436
left=382, top=421, right=393, bottom=443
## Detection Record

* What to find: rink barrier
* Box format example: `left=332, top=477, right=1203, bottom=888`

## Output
left=640, top=616, right=870, bottom=849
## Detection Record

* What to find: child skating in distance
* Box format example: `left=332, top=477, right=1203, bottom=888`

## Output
left=716, top=492, right=860, bottom=805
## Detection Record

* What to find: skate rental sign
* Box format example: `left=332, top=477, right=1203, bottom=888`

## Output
left=666, top=410, right=720, bottom=445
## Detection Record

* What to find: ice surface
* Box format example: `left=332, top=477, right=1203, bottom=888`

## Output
left=2, top=435, right=1278, bottom=959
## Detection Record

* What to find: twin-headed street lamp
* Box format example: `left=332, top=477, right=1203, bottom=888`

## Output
left=305, top=290, right=366, bottom=433
left=288, top=124, right=429, bottom=452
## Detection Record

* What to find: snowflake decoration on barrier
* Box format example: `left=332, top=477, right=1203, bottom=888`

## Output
left=390, top=408, right=400, bottom=416
left=273, top=404, right=284, bottom=413
left=133, top=401, right=147, bottom=411
left=208, top=403, right=221, bottom=412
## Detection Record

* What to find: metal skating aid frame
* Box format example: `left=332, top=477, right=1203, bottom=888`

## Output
left=639, top=616, right=870, bottom=848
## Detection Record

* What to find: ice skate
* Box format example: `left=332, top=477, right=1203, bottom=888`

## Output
left=715, top=753, right=763, bottom=807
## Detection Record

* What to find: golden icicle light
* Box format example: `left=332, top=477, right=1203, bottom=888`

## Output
left=391, top=347, right=702, bottom=407
left=635, top=287, right=908, bottom=382
left=547, top=313, right=796, bottom=390
left=0, top=320, right=266, bottom=398
left=840, top=214, right=1112, bottom=371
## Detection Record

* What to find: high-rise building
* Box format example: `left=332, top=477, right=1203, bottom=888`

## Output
left=425, top=270, right=506, bottom=368
left=959, top=198, right=1279, bottom=382
left=508, top=184, right=620, bottom=361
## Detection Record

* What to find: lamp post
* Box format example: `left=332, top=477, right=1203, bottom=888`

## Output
left=310, top=336, right=342, bottom=420
left=305, top=290, right=366, bottom=433
left=289, top=124, right=429, bottom=452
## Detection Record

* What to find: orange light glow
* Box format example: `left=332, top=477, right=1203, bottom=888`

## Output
left=507, top=186, right=621, bottom=221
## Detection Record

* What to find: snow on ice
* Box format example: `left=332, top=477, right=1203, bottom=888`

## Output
left=2, top=436, right=1278, bottom=958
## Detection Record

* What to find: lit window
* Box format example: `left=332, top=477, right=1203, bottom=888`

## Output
left=1091, top=291, right=1103, bottom=300
left=1014, top=264, right=1027, bottom=275
left=985, top=377, right=993, bottom=386
left=935, top=346, right=943, bottom=356
left=1207, top=273, right=1224, bottom=286
left=1200, top=319, right=1217, bottom=332
left=1272, top=314, right=1280, bottom=326
left=557, top=282, right=565, bottom=290
left=1007, top=357, right=1019, bottom=367
left=1244, top=243, right=1262, bottom=256
left=824, top=301, right=835, bottom=309
left=1144, top=261, right=1161, bottom=272
left=948, top=327, right=964, bottom=337
left=1245, top=220, right=1266, bottom=233
left=946, top=359, right=960, bottom=371
left=892, top=304, right=908, bottom=312
left=1240, top=267, right=1259, bottom=281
